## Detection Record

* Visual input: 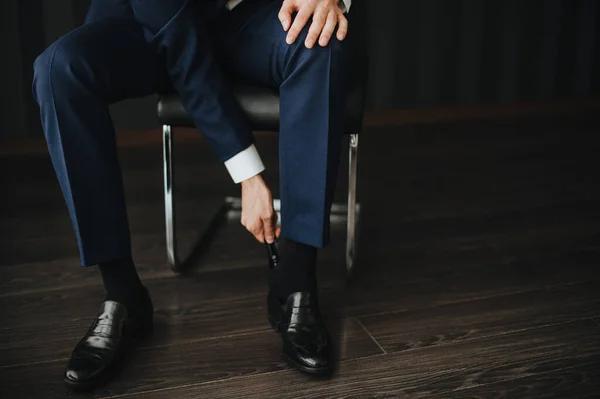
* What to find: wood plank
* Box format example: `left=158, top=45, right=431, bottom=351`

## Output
left=359, top=280, right=600, bottom=353
left=0, top=293, right=385, bottom=367
left=0, top=317, right=382, bottom=398
left=0, top=224, right=484, bottom=296
left=420, top=363, right=600, bottom=399
left=0, top=236, right=497, bottom=365
left=0, top=256, right=350, bottom=367
left=481, top=219, right=600, bottom=264
left=357, top=208, right=600, bottom=272
left=0, top=239, right=522, bottom=334
left=0, top=220, right=346, bottom=293
left=2, top=246, right=596, bottom=369
left=342, top=245, right=599, bottom=320
left=0, top=295, right=266, bottom=366
left=105, top=319, right=600, bottom=398
left=0, top=265, right=273, bottom=330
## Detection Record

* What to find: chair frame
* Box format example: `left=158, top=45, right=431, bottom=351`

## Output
left=162, top=124, right=361, bottom=275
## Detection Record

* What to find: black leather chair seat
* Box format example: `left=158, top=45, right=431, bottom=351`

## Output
left=157, top=55, right=368, bottom=133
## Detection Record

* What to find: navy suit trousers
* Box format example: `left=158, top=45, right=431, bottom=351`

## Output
left=32, top=0, right=350, bottom=266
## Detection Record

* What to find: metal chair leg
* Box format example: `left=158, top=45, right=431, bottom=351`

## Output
left=163, top=124, right=180, bottom=271
left=346, top=133, right=360, bottom=275
left=163, top=125, right=233, bottom=273
left=163, top=124, right=360, bottom=275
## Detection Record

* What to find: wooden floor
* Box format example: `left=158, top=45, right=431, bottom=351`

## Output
left=1, top=112, right=600, bottom=398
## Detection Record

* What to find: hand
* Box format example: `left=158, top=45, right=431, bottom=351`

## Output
left=279, top=0, right=348, bottom=49
left=240, top=175, right=281, bottom=244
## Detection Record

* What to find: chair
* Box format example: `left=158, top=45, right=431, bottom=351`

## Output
left=156, top=55, right=368, bottom=276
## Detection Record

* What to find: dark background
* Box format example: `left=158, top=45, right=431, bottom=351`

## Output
left=2, top=0, right=599, bottom=138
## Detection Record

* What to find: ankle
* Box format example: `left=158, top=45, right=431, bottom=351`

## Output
left=271, top=238, right=318, bottom=298
left=99, top=257, right=145, bottom=311
left=104, top=285, right=149, bottom=312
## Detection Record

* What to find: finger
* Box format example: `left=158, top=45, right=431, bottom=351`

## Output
left=336, top=13, right=348, bottom=41
left=271, top=211, right=280, bottom=237
left=287, top=6, right=313, bottom=44
left=273, top=211, right=281, bottom=238
left=255, top=231, right=265, bottom=244
left=250, top=222, right=265, bottom=244
left=278, top=0, right=294, bottom=31
left=263, top=214, right=275, bottom=244
left=305, top=8, right=328, bottom=48
left=318, top=10, right=337, bottom=47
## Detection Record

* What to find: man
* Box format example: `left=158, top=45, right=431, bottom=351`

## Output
left=33, top=0, right=351, bottom=390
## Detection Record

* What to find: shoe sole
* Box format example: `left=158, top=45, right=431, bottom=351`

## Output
left=64, top=364, right=117, bottom=392
left=281, top=352, right=332, bottom=377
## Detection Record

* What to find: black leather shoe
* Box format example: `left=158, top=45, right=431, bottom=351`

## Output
left=63, top=293, right=153, bottom=391
left=268, top=290, right=332, bottom=376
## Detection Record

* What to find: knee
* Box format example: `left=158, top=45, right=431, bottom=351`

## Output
left=285, top=22, right=348, bottom=67
left=33, top=37, right=84, bottom=103
left=32, top=48, right=52, bottom=103
left=301, top=22, right=346, bottom=49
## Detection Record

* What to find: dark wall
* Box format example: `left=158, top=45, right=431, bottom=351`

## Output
left=1, top=0, right=28, bottom=137
left=366, top=0, right=599, bottom=109
left=2, top=0, right=599, bottom=137
left=1, top=0, right=45, bottom=138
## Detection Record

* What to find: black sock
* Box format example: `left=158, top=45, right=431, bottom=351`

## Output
left=270, top=238, right=318, bottom=300
left=99, top=257, right=146, bottom=311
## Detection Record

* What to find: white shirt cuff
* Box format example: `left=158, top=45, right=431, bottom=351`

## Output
left=224, top=144, right=265, bottom=184
left=341, top=0, right=351, bottom=12
left=225, top=0, right=243, bottom=10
